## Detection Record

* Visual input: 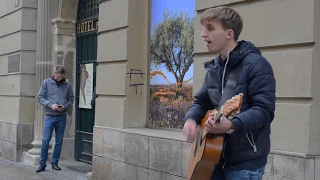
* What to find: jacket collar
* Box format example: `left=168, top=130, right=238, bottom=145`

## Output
left=204, top=40, right=261, bottom=70
left=48, top=77, right=67, bottom=85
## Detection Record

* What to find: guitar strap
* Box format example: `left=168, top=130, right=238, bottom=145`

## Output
left=217, top=64, right=242, bottom=110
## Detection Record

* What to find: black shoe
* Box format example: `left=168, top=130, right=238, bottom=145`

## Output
left=36, top=164, right=46, bottom=173
left=52, top=164, right=61, bottom=171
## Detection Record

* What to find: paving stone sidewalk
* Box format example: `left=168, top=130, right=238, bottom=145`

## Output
left=0, top=158, right=87, bottom=180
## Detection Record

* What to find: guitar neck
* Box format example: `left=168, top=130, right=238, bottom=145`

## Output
left=201, top=108, right=223, bottom=139
left=199, top=93, right=243, bottom=140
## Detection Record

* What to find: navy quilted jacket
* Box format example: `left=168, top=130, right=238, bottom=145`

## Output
left=184, top=40, right=276, bottom=170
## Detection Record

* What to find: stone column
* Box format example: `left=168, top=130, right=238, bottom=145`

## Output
left=22, top=0, right=55, bottom=165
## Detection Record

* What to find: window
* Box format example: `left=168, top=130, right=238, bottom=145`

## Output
left=149, top=0, right=196, bottom=129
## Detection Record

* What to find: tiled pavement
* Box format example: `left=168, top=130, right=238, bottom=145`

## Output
left=0, top=158, right=90, bottom=180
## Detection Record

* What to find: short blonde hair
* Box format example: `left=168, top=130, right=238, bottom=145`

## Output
left=200, top=7, right=243, bottom=41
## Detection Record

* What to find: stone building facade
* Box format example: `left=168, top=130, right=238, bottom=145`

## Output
left=0, top=0, right=319, bottom=179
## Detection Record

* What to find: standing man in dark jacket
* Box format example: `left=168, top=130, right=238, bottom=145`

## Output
left=36, top=65, right=74, bottom=173
left=183, top=7, right=276, bottom=179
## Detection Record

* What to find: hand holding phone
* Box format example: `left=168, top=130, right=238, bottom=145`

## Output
left=57, top=105, right=64, bottom=112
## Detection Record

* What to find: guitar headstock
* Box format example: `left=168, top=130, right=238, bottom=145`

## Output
left=222, top=93, right=243, bottom=118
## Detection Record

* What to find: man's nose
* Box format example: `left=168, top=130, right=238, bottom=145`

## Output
left=200, top=29, right=207, bottom=37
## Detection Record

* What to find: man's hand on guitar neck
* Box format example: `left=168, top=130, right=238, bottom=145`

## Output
left=183, top=119, right=198, bottom=142
left=205, top=112, right=234, bottom=134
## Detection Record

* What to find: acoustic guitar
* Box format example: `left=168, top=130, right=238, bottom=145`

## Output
left=187, top=93, right=243, bottom=180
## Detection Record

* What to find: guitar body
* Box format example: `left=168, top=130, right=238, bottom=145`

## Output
left=187, top=110, right=224, bottom=180
left=186, top=93, right=243, bottom=180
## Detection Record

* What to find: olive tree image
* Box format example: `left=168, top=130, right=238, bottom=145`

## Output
left=151, top=9, right=194, bottom=91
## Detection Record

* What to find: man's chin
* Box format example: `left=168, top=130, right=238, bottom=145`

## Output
left=207, top=48, right=217, bottom=53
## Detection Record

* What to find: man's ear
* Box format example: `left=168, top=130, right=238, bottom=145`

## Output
left=226, top=29, right=234, bottom=40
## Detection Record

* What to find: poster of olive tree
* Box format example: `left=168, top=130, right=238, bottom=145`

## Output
left=149, top=0, right=195, bottom=129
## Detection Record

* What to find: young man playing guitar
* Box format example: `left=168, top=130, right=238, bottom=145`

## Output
left=183, top=7, right=276, bottom=180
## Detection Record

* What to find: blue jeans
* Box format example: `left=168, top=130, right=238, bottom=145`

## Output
left=39, top=115, right=66, bottom=166
left=211, top=163, right=265, bottom=180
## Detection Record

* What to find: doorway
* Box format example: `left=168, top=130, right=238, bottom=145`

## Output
left=75, top=0, right=99, bottom=164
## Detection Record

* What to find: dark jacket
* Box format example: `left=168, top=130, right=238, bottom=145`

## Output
left=184, top=41, right=276, bottom=170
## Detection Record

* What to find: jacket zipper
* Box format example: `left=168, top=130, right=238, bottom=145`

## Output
left=222, top=51, right=231, bottom=169
left=220, top=49, right=257, bottom=169
left=222, top=140, right=227, bottom=169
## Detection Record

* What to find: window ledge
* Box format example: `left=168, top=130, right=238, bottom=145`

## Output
left=121, top=127, right=188, bottom=142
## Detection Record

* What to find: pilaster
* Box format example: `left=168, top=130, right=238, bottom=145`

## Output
left=23, top=0, right=55, bottom=165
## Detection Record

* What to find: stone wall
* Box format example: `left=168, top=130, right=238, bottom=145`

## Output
left=0, top=0, right=37, bottom=161
left=92, top=0, right=176, bottom=179
left=92, top=127, right=190, bottom=179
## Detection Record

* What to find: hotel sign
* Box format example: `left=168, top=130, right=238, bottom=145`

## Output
left=77, top=19, right=99, bottom=33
